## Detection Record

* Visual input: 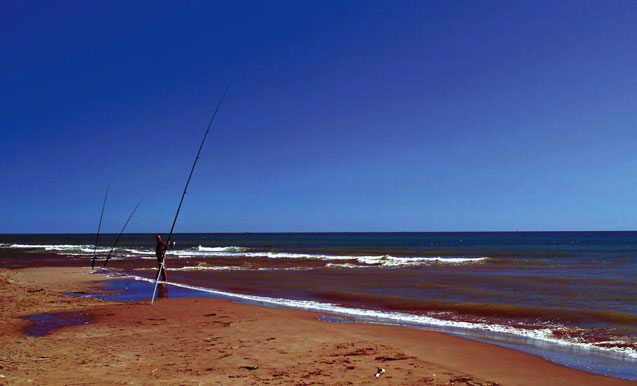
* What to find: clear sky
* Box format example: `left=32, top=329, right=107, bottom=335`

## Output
left=1, top=1, right=636, bottom=233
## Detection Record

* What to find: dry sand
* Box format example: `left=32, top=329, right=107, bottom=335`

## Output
left=1, top=267, right=634, bottom=386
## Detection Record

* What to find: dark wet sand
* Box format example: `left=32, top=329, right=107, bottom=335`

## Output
left=1, top=267, right=635, bottom=385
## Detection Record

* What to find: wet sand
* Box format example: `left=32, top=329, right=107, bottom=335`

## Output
left=1, top=267, right=634, bottom=385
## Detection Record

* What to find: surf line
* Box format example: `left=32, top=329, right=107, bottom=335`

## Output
left=90, top=186, right=109, bottom=270
left=112, top=271, right=637, bottom=362
left=102, top=199, right=143, bottom=268
left=151, top=84, right=230, bottom=304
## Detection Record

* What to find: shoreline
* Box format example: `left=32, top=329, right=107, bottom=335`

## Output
left=1, top=266, right=635, bottom=385
left=95, top=268, right=637, bottom=380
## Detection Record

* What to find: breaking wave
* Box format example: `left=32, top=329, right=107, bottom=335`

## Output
left=1, top=243, right=99, bottom=251
left=166, top=265, right=244, bottom=271
left=169, top=249, right=489, bottom=267
left=1, top=242, right=489, bottom=267
left=197, top=246, right=248, bottom=252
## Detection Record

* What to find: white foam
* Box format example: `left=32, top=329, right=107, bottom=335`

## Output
left=2, top=242, right=488, bottom=267
left=355, top=255, right=488, bottom=266
left=136, top=265, right=315, bottom=272
left=2, top=243, right=94, bottom=251
left=169, top=250, right=489, bottom=266
left=197, top=246, right=248, bottom=252
left=80, top=248, right=111, bottom=253
left=118, top=273, right=635, bottom=359
left=121, top=248, right=154, bottom=255
left=0, top=243, right=152, bottom=256
left=325, top=263, right=361, bottom=269
left=256, top=267, right=314, bottom=271
left=171, top=265, right=244, bottom=271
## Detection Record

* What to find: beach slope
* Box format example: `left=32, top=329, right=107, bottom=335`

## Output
left=1, top=267, right=634, bottom=385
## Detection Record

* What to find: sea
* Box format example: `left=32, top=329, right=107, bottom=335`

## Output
left=1, top=232, right=636, bottom=380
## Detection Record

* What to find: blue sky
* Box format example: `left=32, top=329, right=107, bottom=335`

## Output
left=1, top=1, right=636, bottom=233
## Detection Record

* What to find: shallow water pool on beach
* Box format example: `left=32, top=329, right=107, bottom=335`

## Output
left=21, top=312, right=93, bottom=337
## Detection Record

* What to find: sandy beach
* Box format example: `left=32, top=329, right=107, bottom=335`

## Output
left=0, top=267, right=633, bottom=385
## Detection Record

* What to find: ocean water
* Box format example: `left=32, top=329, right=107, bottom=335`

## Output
left=1, top=232, right=636, bottom=379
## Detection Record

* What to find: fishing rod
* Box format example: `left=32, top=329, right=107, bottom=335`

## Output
left=151, top=84, right=230, bottom=303
left=91, top=186, right=109, bottom=269
left=103, top=199, right=143, bottom=268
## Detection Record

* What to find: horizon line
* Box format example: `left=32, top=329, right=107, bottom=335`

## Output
left=1, top=229, right=636, bottom=236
